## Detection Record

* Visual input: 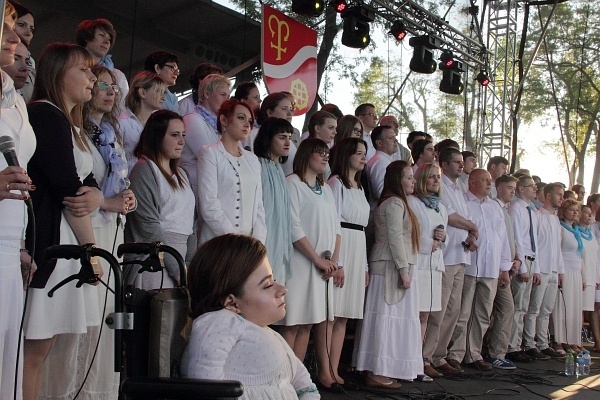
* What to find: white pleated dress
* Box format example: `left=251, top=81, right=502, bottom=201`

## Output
left=581, top=231, right=599, bottom=311
left=327, top=177, right=369, bottom=319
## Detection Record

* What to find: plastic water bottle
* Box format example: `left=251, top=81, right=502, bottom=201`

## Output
left=564, top=350, right=575, bottom=376
left=575, top=351, right=584, bottom=377
left=583, top=350, right=591, bottom=376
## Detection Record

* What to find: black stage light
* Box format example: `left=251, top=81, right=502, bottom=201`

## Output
left=439, top=50, right=455, bottom=68
left=333, top=0, right=347, bottom=13
left=340, top=6, right=375, bottom=49
left=389, top=20, right=407, bottom=41
left=409, top=35, right=439, bottom=74
left=440, top=60, right=464, bottom=95
left=476, top=71, right=490, bottom=86
left=292, top=0, right=324, bottom=17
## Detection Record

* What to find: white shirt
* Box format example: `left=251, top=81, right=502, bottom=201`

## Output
left=178, top=94, right=195, bottom=116
left=464, top=192, right=512, bottom=278
left=182, top=111, right=220, bottom=197
left=536, top=207, right=565, bottom=274
left=366, top=150, right=393, bottom=211
left=118, top=108, right=144, bottom=175
left=440, top=174, right=472, bottom=266
left=458, top=172, right=469, bottom=194
left=363, top=130, right=375, bottom=162
left=509, top=197, right=539, bottom=274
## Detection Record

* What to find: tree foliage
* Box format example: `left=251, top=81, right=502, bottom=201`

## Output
left=519, top=1, right=600, bottom=189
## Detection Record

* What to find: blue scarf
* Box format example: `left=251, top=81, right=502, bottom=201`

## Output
left=98, top=54, right=114, bottom=70
left=578, top=225, right=593, bottom=241
left=560, top=221, right=584, bottom=256
left=195, top=104, right=219, bottom=133
left=418, top=193, right=440, bottom=212
left=88, top=119, right=128, bottom=200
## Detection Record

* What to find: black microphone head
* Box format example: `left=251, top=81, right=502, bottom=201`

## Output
left=322, top=250, right=332, bottom=260
left=0, top=135, right=15, bottom=154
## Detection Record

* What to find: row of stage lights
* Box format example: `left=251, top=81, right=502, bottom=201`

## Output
left=291, top=0, right=491, bottom=95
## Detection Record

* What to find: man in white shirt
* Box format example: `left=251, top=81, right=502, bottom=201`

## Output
left=446, top=169, right=512, bottom=371
left=379, top=115, right=412, bottom=162
left=365, top=126, right=398, bottom=210
left=487, top=156, right=509, bottom=198
left=355, top=103, right=378, bottom=162
left=523, top=183, right=566, bottom=359
left=423, top=148, right=479, bottom=377
left=484, top=174, right=519, bottom=370
left=507, top=175, right=541, bottom=363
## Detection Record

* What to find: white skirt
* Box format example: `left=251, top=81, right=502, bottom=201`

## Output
left=417, top=267, right=442, bottom=312
left=355, top=274, right=423, bottom=380
left=552, top=269, right=583, bottom=345
left=583, top=284, right=595, bottom=311
left=0, top=241, right=23, bottom=400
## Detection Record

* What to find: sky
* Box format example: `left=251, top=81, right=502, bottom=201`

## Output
left=214, top=0, right=595, bottom=192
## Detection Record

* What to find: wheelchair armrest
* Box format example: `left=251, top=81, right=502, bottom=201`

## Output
left=120, top=377, right=243, bottom=399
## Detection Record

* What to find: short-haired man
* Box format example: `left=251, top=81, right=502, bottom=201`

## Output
left=407, top=131, right=426, bottom=150
left=522, top=183, right=566, bottom=359
left=75, top=18, right=129, bottom=109
left=379, top=115, right=412, bottom=162
left=355, top=103, right=378, bottom=161
left=3, top=41, right=29, bottom=90
left=458, top=151, right=477, bottom=193
left=446, top=169, right=512, bottom=371
left=487, top=156, right=509, bottom=198
left=484, top=174, right=520, bottom=369
left=366, top=125, right=398, bottom=209
left=422, top=148, right=479, bottom=377
left=506, top=175, right=540, bottom=363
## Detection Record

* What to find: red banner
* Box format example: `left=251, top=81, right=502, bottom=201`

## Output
left=262, top=5, right=318, bottom=116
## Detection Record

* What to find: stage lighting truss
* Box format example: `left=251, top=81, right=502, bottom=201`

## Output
left=292, top=0, right=324, bottom=17
left=389, top=20, right=406, bottom=41
left=440, top=60, right=465, bottom=95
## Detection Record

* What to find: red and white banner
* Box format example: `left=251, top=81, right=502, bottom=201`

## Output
left=262, top=5, right=318, bottom=116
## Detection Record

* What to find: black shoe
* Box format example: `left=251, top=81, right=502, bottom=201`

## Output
left=506, top=351, right=533, bottom=363
left=525, top=348, right=551, bottom=360
left=541, top=347, right=566, bottom=359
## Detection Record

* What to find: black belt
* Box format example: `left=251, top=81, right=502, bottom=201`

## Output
left=525, top=256, right=535, bottom=261
left=341, top=222, right=365, bottom=231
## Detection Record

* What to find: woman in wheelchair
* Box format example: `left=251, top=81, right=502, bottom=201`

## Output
left=182, top=234, right=320, bottom=399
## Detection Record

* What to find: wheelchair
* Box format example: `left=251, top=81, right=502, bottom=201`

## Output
left=44, top=242, right=243, bottom=400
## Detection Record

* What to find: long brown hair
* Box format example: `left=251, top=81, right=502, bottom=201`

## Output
left=379, top=160, right=420, bottom=253
left=134, top=110, right=186, bottom=190
left=293, top=138, right=329, bottom=186
left=32, top=43, right=94, bottom=151
left=188, top=234, right=267, bottom=319
left=330, top=137, right=366, bottom=189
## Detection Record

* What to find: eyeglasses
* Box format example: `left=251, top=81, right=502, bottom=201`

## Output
left=352, top=127, right=363, bottom=134
left=163, top=64, right=180, bottom=74
left=361, top=112, right=378, bottom=118
left=314, top=150, right=330, bottom=159
left=97, top=82, right=119, bottom=94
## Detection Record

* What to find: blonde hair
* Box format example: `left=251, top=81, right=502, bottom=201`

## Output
left=414, top=163, right=442, bottom=198
left=125, top=71, right=165, bottom=114
left=198, top=74, right=231, bottom=105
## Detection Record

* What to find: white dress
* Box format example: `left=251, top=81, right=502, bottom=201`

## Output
left=181, top=309, right=320, bottom=400
left=0, top=71, right=36, bottom=400
left=553, top=226, right=583, bottom=345
left=407, top=196, right=448, bottom=312
left=280, top=175, right=339, bottom=325
left=582, top=229, right=599, bottom=311
left=327, top=176, right=369, bottom=319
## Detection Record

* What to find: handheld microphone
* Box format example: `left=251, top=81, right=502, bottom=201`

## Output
left=116, top=178, right=131, bottom=226
left=322, top=250, right=332, bottom=260
left=0, top=135, right=32, bottom=208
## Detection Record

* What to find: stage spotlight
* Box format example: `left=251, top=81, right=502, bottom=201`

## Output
left=409, top=35, right=439, bottom=74
left=476, top=71, right=490, bottom=86
left=439, top=50, right=454, bottom=68
left=340, top=6, right=375, bottom=49
left=389, top=20, right=406, bottom=41
left=439, top=60, right=464, bottom=95
left=333, top=0, right=347, bottom=13
left=292, top=0, right=324, bottom=17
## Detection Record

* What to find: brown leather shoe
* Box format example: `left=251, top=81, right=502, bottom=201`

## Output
left=424, top=364, right=443, bottom=378
left=446, top=359, right=464, bottom=373
left=467, top=359, right=493, bottom=371
left=364, top=373, right=402, bottom=389
left=436, top=362, right=460, bottom=375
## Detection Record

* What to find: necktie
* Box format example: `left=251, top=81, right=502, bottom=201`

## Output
left=527, top=206, right=536, bottom=253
